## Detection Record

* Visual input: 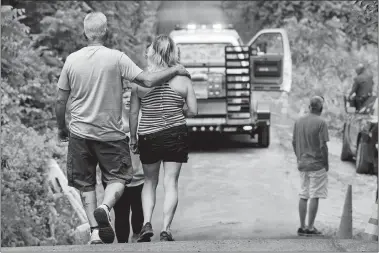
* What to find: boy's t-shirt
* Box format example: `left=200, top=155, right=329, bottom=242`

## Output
left=293, top=113, right=329, bottom=172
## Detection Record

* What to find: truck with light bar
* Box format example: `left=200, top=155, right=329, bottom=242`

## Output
left=170, top=23, right=292, bottom=147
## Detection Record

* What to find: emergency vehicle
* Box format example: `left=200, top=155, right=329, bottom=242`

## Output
left=170, top=23, right=292, bottom=147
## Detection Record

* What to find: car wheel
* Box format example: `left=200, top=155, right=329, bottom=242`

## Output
left=340, top=125, right=352, bottom=161
left=356, top=138, right=372, bottom=174
left=258, top=124, right=270, bottom=148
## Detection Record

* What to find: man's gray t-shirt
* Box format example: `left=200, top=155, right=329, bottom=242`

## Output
left=292, top=113, right=329, bottom=172
left=57, top=46, right=143, bottom=141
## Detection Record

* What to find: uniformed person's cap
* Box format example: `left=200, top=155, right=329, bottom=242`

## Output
left=356, top=63, right=365, bottom=73
left=309, top=95, right=324, bottom=110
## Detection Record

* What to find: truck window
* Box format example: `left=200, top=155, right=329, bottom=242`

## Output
left=250, top=33, right=283, bottom=55
left=177, top=43, right=232, bottom=65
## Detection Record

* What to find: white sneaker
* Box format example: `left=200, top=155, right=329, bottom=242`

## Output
left=93, top=204, right=115, bottom=244
left=88, top=229, right=103, bottom=245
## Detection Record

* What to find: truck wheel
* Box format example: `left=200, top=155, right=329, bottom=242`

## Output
left=258, top=124, right=270, bottom=148
left=373, top=162, right=378, bottom=176
left=341, top=125, right=352, bottom=161
left=356, top=139, right=372, bottom=174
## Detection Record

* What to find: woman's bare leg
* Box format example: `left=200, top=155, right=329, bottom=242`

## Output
left=141, top=161, right=161, bottom=225
left=161, top=162, right=182, bottom=232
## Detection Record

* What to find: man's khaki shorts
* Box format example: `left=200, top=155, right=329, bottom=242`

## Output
left=299, top=168, right=328, bottom=199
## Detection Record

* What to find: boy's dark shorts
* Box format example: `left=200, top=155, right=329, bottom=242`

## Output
left=67, top=133, right=133, bottom=192
left=138, top=124, right=189, bottom=164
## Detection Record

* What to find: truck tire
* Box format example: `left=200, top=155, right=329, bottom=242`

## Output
left=341, top=125, right=352, bottom=161
left=356, top=138, right=372, bottom=174
left=258, top=124, right=270, bottom=148
left=373, top=162, right=378, bottom=176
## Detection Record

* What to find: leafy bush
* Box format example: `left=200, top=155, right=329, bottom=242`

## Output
left=1, top=122, right=81, bottom=247
left=1, top=1, right=160, bottom=247
left=222, top=0, right=378, bottom=136
left=285, top=16, right=377, bottom=135
left=1, top=6, right=57, bottom=130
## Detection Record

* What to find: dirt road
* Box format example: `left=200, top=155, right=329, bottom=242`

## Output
left=140, top=114, right=377, bottom=242
left=92, top=96, right=376, bottom=244
left=89, top=96, right=377, bottom=244
left=148, top=1, right=378, bottom=242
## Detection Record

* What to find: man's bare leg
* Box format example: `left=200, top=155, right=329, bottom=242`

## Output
left=102, top=182, right=125, bottom=209
left=299, top=198, right=308, bottom=229
left=308, top=198, right=319, bottom=229
left=94, top=182, right=125, bottom=244
left=80, top=190, right=103, bottom=244
left=80, top=190, right=98, bottom=227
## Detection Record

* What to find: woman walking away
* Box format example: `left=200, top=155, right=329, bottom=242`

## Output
left=129, top=35, right=197, bottom=242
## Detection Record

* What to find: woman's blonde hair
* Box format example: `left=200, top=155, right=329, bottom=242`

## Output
left=146, top=35, right=180, bottom=72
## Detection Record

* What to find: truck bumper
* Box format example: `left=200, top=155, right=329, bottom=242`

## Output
left=188, top=124, right=257, bottom=134
left=185, top=118, right=267, bottom=135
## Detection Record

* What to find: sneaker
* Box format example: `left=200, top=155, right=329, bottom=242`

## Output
left=137, top=222, right=154, bottom=242
left=305, top=227, right=323, bottom=236
left=93, top=204, right=115, bottom=244
left=297, top=227, right=307, bottom=236
left=160, top=231, right=174, bottom=242
left=88, top=229, right=103, bottom=245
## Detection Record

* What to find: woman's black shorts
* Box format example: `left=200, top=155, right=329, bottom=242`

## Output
left=138, top=124, right=189, bottom=164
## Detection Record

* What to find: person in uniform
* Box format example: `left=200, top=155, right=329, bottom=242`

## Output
left=349, top=63, right=374, bottom=111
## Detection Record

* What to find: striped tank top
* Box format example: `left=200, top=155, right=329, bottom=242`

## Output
left=138, top=84, right=186, bottom=135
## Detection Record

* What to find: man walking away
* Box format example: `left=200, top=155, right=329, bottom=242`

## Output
left=349, top=63, right=374, bottom=111
left=55, top=12, right=190, bottom=245
left=292, top=96, right=329, bottom=237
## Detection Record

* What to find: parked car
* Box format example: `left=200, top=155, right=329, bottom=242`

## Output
left=341, top=95, right=378, bottom=175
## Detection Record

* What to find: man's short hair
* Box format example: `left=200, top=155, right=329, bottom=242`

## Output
left=356, top=63, right=365, bottom=74
left=310, top=96, right=324, bottom=111
left=84, top=12, right=107, bottom=41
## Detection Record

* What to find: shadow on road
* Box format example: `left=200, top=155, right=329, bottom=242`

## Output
left=189, top=133, right=261, bottom=152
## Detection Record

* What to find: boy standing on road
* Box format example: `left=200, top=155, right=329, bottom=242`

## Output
left=292, top=96, right=329, bottom=236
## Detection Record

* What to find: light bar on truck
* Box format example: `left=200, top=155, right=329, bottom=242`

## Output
left=213, top=23, right=223, bottom=30
left=187, top=24, right=196, bottom=30
left=174, top=23, right=234, bottom=31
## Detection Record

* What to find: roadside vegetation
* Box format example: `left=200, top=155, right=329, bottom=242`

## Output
left=1, top=1, right=159, bottom=247
left=1, top=0, right=377, bottom=247
left=222, top=0, right=378, bottom=136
